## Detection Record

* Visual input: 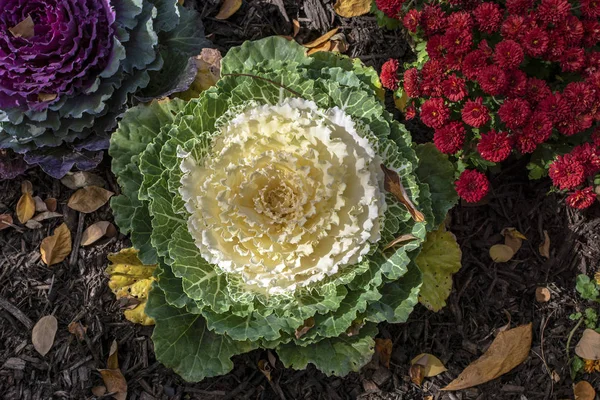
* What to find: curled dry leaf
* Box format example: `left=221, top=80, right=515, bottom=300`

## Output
left=33, top=211, right=63, bottom=222
left=33, top=196, right=47, bottom=212
left=346, top=318, right=366, bottom=336
left=409, top=364, right=425, bottom=386
left=304, top=28, right=339, bottom=48
left=295, top=317, right=315, bottom=339
left=16, top=192, right=35, bottom=223
left=575, top=329, right=600, bottom=361
left=535, top=287, right=551, bottom=303
left=67, top=186, right=114, bottom=213
left=81, top=221, right=117, bottom=246
left=442, top=323, right=532, bottom=390
left=91, top=386, right=107, bottom=397
left=292, top=19, right=300, bottom=37
left=307, top=41, right=331, bottom=56
left=60, top=171, right=106, bottom=190
left=21, top=180, right=33, bottom=195
left=25, top=220, right=43, bottom=230
left=40, top=223, right=72, bottom=266
left=258, top=359, right=272, bottom=381
left=99, top=369, right=127, bottom=400
left=375, top=338, right=393, bottom=369
left=489, top=244, right=515, bottom=263
left=411, top=353, right=447, bottom=377
left=539, top=230, right=550, bottom=259
left=44, top=198, right=57, bottom=212
left=501, top=228, right=526, bottom=253
left=9, top=15, right=35, bottom=39
left=0, top=214, right=13, bottom=231
left=574, top=381, right=596, bottom=400
left=107, top=340, right=119, bottom=369
left=32, top=315, right=58, bottom=356
left=38, top=93, right=57, bottom=102
left=333, top=0, right=371, bottom=18
left=381, top=164, right=425, bottom=222
left=177, top=48, right=222, bottom=100
left=383, top=234, right=417, bottom=251
left=68, top=321, right=87, bottom=341
left=215, top=0, right=242, bottom=20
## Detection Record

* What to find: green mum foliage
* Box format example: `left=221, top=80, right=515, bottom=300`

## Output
left=110, top=37, right=458, bottom=381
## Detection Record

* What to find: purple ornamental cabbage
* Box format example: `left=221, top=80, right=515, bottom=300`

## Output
left=0, top=0, right=209, bottom=179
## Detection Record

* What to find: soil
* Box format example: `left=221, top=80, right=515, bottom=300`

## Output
left=1, top=1, right=600, bottom=399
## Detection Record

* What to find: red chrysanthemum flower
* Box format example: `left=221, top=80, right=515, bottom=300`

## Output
left=561, top=47, right=586, bottom=72
left=419, top=60, right=444, bottom=97
left=523, top=112, right=553, bottom=144
left=447, top=11, right=473, bottom=31
left=546, top=31, right=568, bottom=62
left=566, top=187, right=597, bottom=209
left=427, top=35, right=447, bottom=60
left=515, top=130, right=538, bottom=154
left=380, top=59, right=400, bottom=90
left=506, top=70, right=528, bottom=98
left=462, top=97, right=490, bottom=127
left=442, top=74, right=468, bottom=101
left=478, top=39, right=494, bottom=57
left=538, top=93, right=570, bottom=123
left=405, top=105, right=416, bottom=120
left=444, top=53, right=465, bottom=72
left=473, top=2, right=502, bottom=34
left=455, top=169, right=490, bottom=203
left=375, top=0, right=404, bottom=19
left=501, top=15, right=525, bottom=40
left=556, top=112, right=584, bottom=136
left=420, top=97, right=450, bottom=128
left=581, top=0, right=600, bottom=19
left=433, top=121, right=466, bottom=154
left=498, top=98, right=531, bottom=129
left=421, top=4, right=447, bottom=35
left=461, top=50, right=488, bottom=80
left=586, top=52, right=600, bottom=76
left=477, top=130, right=513, bottom=162
left=403, top=9, right=420, bottom=33
left=538, top=0, right=571, bottom=24
left=477, top=65, right=508, bottom=96
left=563, top=82, right=596, bottom=111
left=526, top=78, right=552, bottom=104
left=444, top=28, right=473, bottom=55
left=572, top=143, right=600, bottom=176
left=403, top=68, right=420, bottom=98
left=561, top=15, right=585, bottom=45
left=523, top=27, right=549, bottom=57
left=583, top=20, right=600, bottom=48
left=505, top=0, right=534, bottom=14
left=548, top=154, right=587, bottom=190
left=494, top=40, right=524, bottom=70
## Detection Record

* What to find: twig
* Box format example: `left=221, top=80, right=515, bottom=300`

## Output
left=0, top=295, right=33, bottom=330
left=566, top=317, right=583, bottom=361
left=69, top=212, right=85, bottom=267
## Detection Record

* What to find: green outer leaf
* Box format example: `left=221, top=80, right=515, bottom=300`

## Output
left=415, top=226, right=462, bottom=312
left=277, top=323, right=378, bottom=376
left=146, top=286, right=257, bottom=382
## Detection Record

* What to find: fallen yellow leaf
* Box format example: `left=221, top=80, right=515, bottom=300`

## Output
left=215, top=0, right=242, bottom=20
left=381, top=164, right=425, bottom=222
left=304, top=28, right=339, bottom=48
left=442, top=323, right=532, bottom=390
left=539, top=230, right=550, bottom=259
left=574, top=381, right=596, bottom=400
left=40, top=223, right=72, bottom=266
left=575, top=329, right=600, bottom=361
left=9, top=15, right=34, bottom=39
left=106, top=248, right=156, bottom=326
left=16, top=192, right=36, bottom=223
left=489, top=244, right=515, bottom=263
left=334, top=0, right=371, bottom=18
left=307, top=40, right=332, bottom=56
left=67, top=186, right=114, bottom=213
left=411, top=353, right=447, bottom=377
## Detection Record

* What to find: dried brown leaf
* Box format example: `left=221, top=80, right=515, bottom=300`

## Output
left=501, top=228, right=526, bottom=253
left=535, top=287, right=551, bottom=303
left=33, top=196, right=47, bottom=212
left=60, top=171, right=106, bottom=190
left=67, top=186, right=114, bottom=213
left=0, top=214, right=13, bottom=231
left=68, top=321, right=87, bottom=341
left=442, top=323, right=532, bottom=390
left=375, top=338, right=392, bottom=369
left=91, top=386, right=107, bottom=397
left=334, top=0, right=371, bottom=18
left=9, top=15, right=34, bottom=39
left=574, top=381, right=596, bottom=400
left=307, top=41, right=332, bottom=55
left=258, top=359, right=272, bottom=381
left=81, top=221, right=117, bottom=246
left=346, top=318, right=365, bottom=337
left=31, top=315, right=58, bottom=356
left=411, top=353, right=447, bottom=377
left=16, top=192, right=36, bottom=223
left=409, top=364, right=425, bottom=386
left=107, top=340, right=119, bottom=369
left=267, top=350, right=277, bottom=368
left=21, top=180, right=33, bottom=195
left=215, top=0, right=242, bottom=19
left=98, top=369, right=127, bottom=400
left=575, top=329, right=600, bottom=361
left=44, top=198, right=57, bottom=212
left=295, top=317, right=315, bottom=339
left=292, top=19, right=300, bottom=37
left=539, top=230, right=550, bottom=259
left=489, top=244, right=515, bottom=263
left=25, top=220, right=43, bottom=230
left=383, top=234, right=417, bottom=251
left=40, top=223, right=72, bottom=266
left=33, top=211, right=63, bottom=222
left=381, top=164, right=425, bottom=222
left=304, top=28, right=339, bottom=48
left=38, top=93, right=57, bottom=102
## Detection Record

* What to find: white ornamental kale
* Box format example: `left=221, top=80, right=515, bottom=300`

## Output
left=109, top=37, right=458, bottom=381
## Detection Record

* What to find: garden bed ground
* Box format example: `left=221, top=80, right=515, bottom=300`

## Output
left=1, top=0, right=600, bottom=399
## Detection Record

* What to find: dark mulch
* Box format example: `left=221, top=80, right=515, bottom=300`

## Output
left=1, top=1, right=600, bottom=399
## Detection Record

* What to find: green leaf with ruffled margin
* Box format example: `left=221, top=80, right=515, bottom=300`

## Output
left=415, top=225, right=462, bottom=312
left=414, top=143, right=458, bottom=229
left=146, top=286, right=257, bottom=382
left=277, top=323, right=378, bottom=376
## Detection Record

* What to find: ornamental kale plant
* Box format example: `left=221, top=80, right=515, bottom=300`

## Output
left=109, top=37, right=459, bottom=380
left=0, top=0, right=209, bottom=179
left=377, top=0, right=600, bottom=208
